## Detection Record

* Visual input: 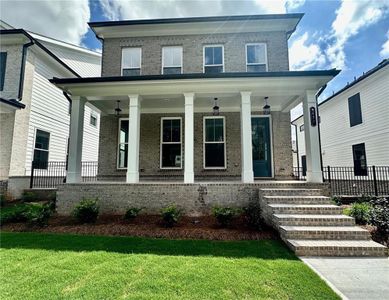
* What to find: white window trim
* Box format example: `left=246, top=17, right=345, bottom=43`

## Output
left=203, top=116, right=226, bottom=169
left=161, top=46, right=183, bottom=74
left=33, top=127, right=50, bottom=165
left=117, top=117, right=129, bottom=170
left=203, top=45, right=224, bottom=73
left=245, top=43, right=268, bottom=72
left=121, top=47, right=142, bottom=76
left=160, top=117, right=183, bottom=169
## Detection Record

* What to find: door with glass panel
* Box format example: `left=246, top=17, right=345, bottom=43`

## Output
left=251, top=117, right=272, bottom=177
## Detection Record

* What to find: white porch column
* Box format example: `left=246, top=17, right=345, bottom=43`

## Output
left=240, top=91, right=254, bottom=183
left=184, top=93, right=195, bottom=183
left=302, top=90, right=323, bottom=183
left=126, top=94, right=141, bottom=183
left=67, top=96, right=86, bottom=183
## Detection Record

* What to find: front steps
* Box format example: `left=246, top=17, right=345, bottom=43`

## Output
left=262, top=188, right=387, bottom=257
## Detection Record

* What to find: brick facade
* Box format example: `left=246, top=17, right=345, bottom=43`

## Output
left=102, top=31, right=289, bottom=76
left=97, top=111, right=292, bottom=180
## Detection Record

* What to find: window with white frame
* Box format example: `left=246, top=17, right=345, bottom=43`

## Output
left=162, top=46, right=182, bottom=74
left=161, top=118, right=182, bottom=168
left=121, top=47, right=141, bottom=76
left=117, top=119, right=129, bottom=168
left=246, top=43, right=267, bottom=72
left=203, top=117, right=226, bottom=168
left=33, top=129, right=50, bottom=169
left=204, top=45, right=224, bottom=73
left=90, top=113, right=97, bottom=127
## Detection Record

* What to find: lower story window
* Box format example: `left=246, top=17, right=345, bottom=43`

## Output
left=118, top=119, right=128, bottom=168
left=352, top=143, right=367, bottom=176
left=203, top=116, right=226, bottom=168
left=33, top=129, right=50, bottom=169
left=161, top=118, right=182, bottom=168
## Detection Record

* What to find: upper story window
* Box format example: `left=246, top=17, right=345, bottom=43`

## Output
left=90, top=113, right=97, bottom=127
left=33, top=129, right=50, bottom=169
left=204, top=45, right=224, bottom=73
left=162, top=46, right=182, bottom=74
left=299, top=124, right=304, bottom=132
left=348, top=93, right=362, bottom=127
left=0, top=52, right=7, bottom=91
left=121, top=47, right=141, bottom=76
left=246, top=43, right=267, bottom=72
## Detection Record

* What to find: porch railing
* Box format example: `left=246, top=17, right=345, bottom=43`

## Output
left=30, top=161, right=98, bottom=189
left=293, top=165, right=389, bottom=196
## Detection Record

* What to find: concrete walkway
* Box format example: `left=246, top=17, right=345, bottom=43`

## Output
left=302, top=257, right=389, bottom=300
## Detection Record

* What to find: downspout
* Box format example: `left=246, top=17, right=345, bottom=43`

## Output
left=18, top=40, right=34, bottom=100
left=292, top=123, right=299, bottom=177
left=315, top=84, right=327, bottom=182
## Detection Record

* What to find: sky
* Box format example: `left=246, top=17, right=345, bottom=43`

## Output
left=1, top=0, right=388, bottom=118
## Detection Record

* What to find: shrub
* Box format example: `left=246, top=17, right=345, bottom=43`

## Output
left=356, top=194, right=372, bottom=204
left=22, top=191, right=38, bottom=202
left=331, top=196, right=342, bottom=206
left=160, top=205, right=182, bottom=227
left=244, top=201, right=263, bottom=230
left=369, top=197, right=389, bottom=243
left=212, top=206, right=242, bottom=227
left=349, top=202, right=372, bottom=225
left=73, top=198, right=99, bottom=223
left=25, top=203, right=52, bottom=227
left=0, top=204, right=30, bottom=224
left=124, top=207, right=143, bottom=220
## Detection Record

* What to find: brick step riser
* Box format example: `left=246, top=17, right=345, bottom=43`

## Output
left=293, top=247, right=387, bottom=257
left=281, top=231, right=371, bottom=240
left=276, top=219, right=355, bottom=226
left=271, top=208, right=342, bottom=215
left=262, top=190, right=324, bottom=196
left=265, top=199, right=333, bottom=205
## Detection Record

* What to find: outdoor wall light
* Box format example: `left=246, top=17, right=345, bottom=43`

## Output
left=263, top=96, right=271, bottom=115
left=213, top=97, right=220, bottom=116
left=115, top=100, right=122, bottom=117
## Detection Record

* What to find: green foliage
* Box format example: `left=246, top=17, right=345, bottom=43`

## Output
left=124, top=207, right=143, bottom=220
left=349, top=202, right=372, bottom=224
left=369, top=197, right=389, bottom=243
left=22, top=191, right=38, bottom=202
left=25, top=203, right=52, bottom=227
left=243, top=201, right=263, bottom=230
left=0, top=204, right=30, bottom=224
left=0, top=202, right=53, bottom=226
left=73, top=198, right=99, bottom=223
left=343, top=207, right=351, bottom=216
left=160, top=204, right=182, bottom=227
left=212, top=206, right=242, bottom=227
left=356, top=194, right=373, bottom=203
left=331, top=196, right=342, bottom=206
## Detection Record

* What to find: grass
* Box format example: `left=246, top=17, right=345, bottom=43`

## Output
left=0, top=232, right=339, bottom=300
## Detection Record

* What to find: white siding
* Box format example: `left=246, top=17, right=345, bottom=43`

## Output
left=24, top=56, right=100, bottom=175
left=293, top=64, right=389, bottom=169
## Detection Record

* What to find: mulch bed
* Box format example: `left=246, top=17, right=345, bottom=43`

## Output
left=1, top=214, right=277, bottom=241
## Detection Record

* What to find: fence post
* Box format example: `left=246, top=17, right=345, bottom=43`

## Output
left=29, top=161, right=35, bottom=188
left=372, top=165, right=378, bottom=197
left=327, top=166, right=331, bottom=183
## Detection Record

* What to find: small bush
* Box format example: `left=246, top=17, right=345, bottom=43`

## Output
left=213, top=206, right=242, bottom=227
left=124, top=207, right=143, bottom=220
left=0, top=204, right=29, bottom=224
left=25, top=203, right=52, bottom=227
left=369, top=197, right=389, bottom=244
left=331, top=197, right=342, bottom=206
left=22, top=191, right=38, bottom=202
left=349, top=202, right=372, bottom=225
left=244, top=201, right=263, bottom=230
left=343, top=207, right=351, bottom=216
left=160, top=205, right=182, bottom=227
left=356, top=194, right=373, bottom=204
left=73, top=198, right=99, bottom=223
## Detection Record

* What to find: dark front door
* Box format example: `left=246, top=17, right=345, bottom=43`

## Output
left=251, top=117, right=272, bottom=177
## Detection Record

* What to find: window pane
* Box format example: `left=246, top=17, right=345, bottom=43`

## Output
left=353, top=143, right=367, bottom=176
left=348, top=93, right=362, bottom=127
left=247, top=44, right=266, bottom=64
left=171, top=119, right=180, bottom=142
left=163, top=67, right=181, bottom=74
left=163, top=47, right=182, bottom=67
left=123, top=68, right=140, bottom=76
left=214, top=118, right=224, bottom=142
left=204, top=46, right=222, bottom=65
left=204, top=66, right=223, bottom=74
left=205, top=143, right=225, bottom=167
left=90, top=115, right=97, bottom=126
left=204, top=47, right=213, bottom=65
left=205, top=118, right=224, bottom=142
left=120, top=120, right=129, bottom=144
left=122, top=48, right=141, bottom=69
left=247, top=64, right=266, bottom=72
left=163, top=120, right=172, bottom=142
left=162, top=144, right=181, bottom=167
left=118, top=143, right=128, bottom=168
left=0, top=52, right=6, bottom=91
left=35, top=130, right=50, bottom=150
left=33, top=149, right=48, bottom=169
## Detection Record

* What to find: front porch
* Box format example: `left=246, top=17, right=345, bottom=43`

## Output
left=51, top=72, right=336, bottom=185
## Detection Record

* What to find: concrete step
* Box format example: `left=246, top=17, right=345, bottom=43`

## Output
left=287, top=239, right=387, bottom=256
left=280, top=225, right=371, bottom=240
left=268, top=204, right=342, bottom=215
left=264, top=195, right=332, bottom=204
left=274, top=214, right=355, bottom=226
left=261, top=188, right=324, bottom=196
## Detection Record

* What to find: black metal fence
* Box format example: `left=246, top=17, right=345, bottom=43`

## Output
left=30, top=161, right=98, bottom=189
left=293, top=166, right=389, bottom=196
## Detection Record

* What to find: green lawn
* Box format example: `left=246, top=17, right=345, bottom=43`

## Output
left=0, top=232, right=339, bottom=300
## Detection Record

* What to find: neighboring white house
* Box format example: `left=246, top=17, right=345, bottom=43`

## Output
left=0, top=20, right=101, bottom=197
left=292, top=59, right=389, bottom=175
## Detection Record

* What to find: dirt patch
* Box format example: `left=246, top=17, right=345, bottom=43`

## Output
left=2, top=214, right=276, bottom=241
